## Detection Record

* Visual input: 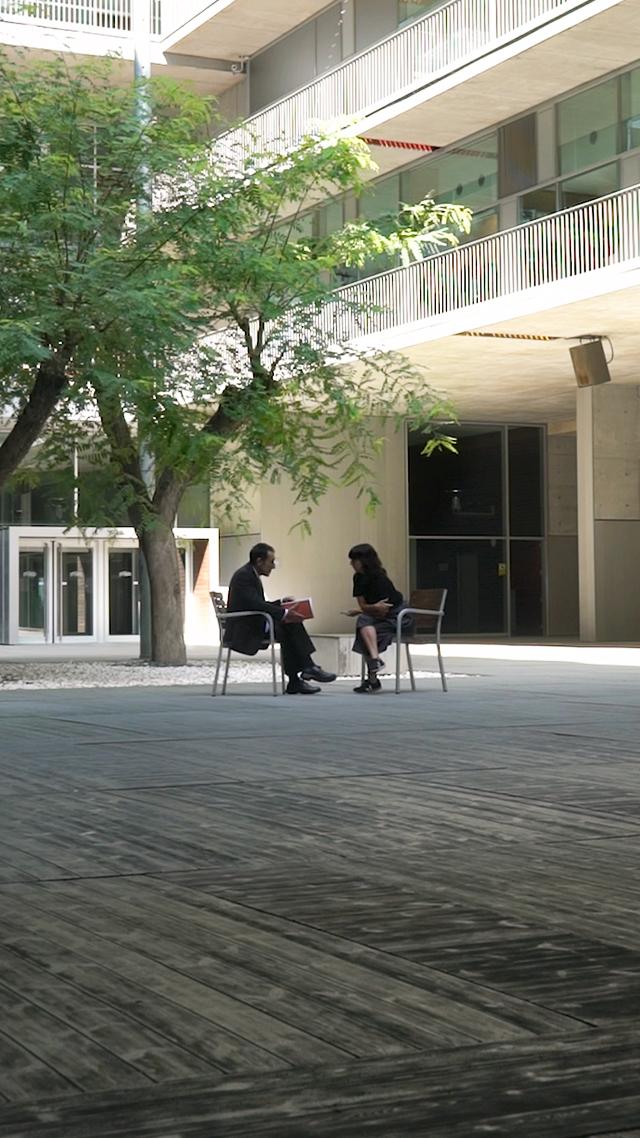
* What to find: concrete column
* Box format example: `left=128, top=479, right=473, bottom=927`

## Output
left=577, top=384, right=640, bottom=641
left=546, top=425, right=578, bottom=637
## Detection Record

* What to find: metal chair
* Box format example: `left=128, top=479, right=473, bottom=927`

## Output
left=360, top=587, right=448, bottom=693
left=210, top=591, right=285, bottom=696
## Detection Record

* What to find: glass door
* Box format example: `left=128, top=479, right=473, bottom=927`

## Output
left=19, top=551, right=47, bottom=638
left=408, top=424, right=545, bottom=635
left=109, top=550, right=139, bottom=635
left=60, top=550, right=93, bottom=636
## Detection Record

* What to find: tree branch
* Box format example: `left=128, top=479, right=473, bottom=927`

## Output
left=0, top=349, right=70, bottom=491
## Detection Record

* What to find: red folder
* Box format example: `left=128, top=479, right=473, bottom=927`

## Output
left=282, top=597, right=314, bottom=622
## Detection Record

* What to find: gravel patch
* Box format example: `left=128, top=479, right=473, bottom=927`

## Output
left=0, top=659, right=275, bottom=690
left=0, top=660, right=447, bottom=690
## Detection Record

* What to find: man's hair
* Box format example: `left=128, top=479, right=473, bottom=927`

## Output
left=249, top=542, right=275, bottom=565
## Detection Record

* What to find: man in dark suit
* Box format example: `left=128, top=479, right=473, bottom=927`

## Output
left=225, top=542, right=337, bottom=694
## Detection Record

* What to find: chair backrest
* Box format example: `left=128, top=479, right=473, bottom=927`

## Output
left=409, top=588, right=447, bottom=633
left=210, top=590, right=227, bottom=629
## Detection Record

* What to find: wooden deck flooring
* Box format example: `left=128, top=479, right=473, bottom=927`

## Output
left=1, top=665, right=639, bottom=1136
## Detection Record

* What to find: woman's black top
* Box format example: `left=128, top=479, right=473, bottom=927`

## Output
left=353, top=570, right=403, bottom=609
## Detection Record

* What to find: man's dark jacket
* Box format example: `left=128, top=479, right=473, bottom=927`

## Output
left=224, top=562, right=285, bottom=655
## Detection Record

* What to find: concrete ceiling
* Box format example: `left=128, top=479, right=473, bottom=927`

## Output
left=165, top=0, right=334, bottom=60
left=400, top=284, right=640, bottom=423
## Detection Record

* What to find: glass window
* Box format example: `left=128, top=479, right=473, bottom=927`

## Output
left=359, top=174, right=400, bottom=220
left=316, top=3, right=345, bottom=76
left=499, top=114, right=537, bottom=196
left=28, top=473, right=74, bottom=525
left=19, top=552, right=46, bottom=634
left=358, top=174, right=400, bottom=276
left=560, top=161, right=618, bottom=209
left=508, top=427, right=543, bottom=537
left=519, top=185, right=558, bottom=223
left=61, top=551, right=93, bottom=636
left=398, top=1, right=441, bottom=24
left=317, top=198, right=344, bottom=238
left=408, top=426, right=504, bottom=537
left=510, top=540, right=544, bottom=636
left=557, top=78, right=619, bottom=175
left=466, top=208, right=499, bottom=242
left=0, top=489, right=24, bottom=524
left=621, top=66, right=640, bottom=152
left=410, top=537, right=507, bottom=633
left=109, top=551, right=140, bottom=635
left=401, top=159, right=435, bottom=206
left=402, top=135, right=498, bottom=214
left=177, top=484, right=210, bottom=528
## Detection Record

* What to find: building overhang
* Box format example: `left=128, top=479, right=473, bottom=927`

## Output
left=330, top=183, right=640, bottom=423
left=398, top=284, right=640, bottom=424
left=159, top=0, right=333, bottom=56
left=222, top=0, right=639, bottom=186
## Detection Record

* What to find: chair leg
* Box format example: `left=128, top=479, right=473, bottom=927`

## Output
left=270, top=638, right=278, bottom=697
left=395, top=634, right=402, bottom=693
left=436, top=633, right=448, bottom=693
left=406, top=643, right=416, bottom=691
left=221, top=647, right=232, bottom=695
left=212, top=643, right=223, bottom=696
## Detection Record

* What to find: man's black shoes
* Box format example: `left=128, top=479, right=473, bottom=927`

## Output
left=286, top=678, right=321, bottom=695
left=301, top=664, right=337, bottom=683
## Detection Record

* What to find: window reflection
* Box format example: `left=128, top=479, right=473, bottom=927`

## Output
left=408, top=426, right=504, bottom=537
left=557, top=78, right=619, bottom=175
left=402, top=135, right=498, bottom=214
left=519, top=186, right=557, bottom=223
left=398, top=1, right=441, bottom=25
left=560, top=162, right=618, bottom=209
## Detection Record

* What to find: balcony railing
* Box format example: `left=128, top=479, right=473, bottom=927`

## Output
left=222, top=0, right=595, bottom=159
left=321, top=185, right=640, bottom=342
left=0, top=0, right=172, bottom=36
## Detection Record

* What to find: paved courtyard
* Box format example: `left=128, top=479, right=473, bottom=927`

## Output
left=0, top=653, right=639, bottom=1137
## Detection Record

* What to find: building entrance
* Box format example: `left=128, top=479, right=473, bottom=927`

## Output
left=408, top=424, right=545, bottom=635
left=3, top=527, right=218, bottom=646
left=19, top=539, right=96, bottom=641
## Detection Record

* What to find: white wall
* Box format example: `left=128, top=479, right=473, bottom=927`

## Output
left=256, top=420, right=407, bottom=632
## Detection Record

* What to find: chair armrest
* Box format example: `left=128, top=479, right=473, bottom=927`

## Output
left=221, top=610, right=273, bottom=620
left=396, top=606, right=443, bottom=639
left=219, top=610, right=276, bottom=643
left=397, top=606, right=442, bottom=619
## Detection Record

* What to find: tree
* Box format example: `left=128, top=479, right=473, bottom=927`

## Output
left=0, top=51, right=211, bottom=488
left=88, top=129, right=469, bottom=663
left=1, top=52, right=470, bottom=665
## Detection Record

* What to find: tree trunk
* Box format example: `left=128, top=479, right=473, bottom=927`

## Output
left=137, top=521, right=187, bottom=666
left=0, top=352, right=70, bottom=491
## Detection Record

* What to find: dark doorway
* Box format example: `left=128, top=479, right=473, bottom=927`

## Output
left=409, top=424, right=544, bottom=635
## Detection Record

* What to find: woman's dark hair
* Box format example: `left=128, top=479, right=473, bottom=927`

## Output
left=348, top=543, right=384, bottom=576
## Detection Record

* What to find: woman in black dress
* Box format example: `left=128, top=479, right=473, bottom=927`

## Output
left=347, top=543, right=410, bottom=694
